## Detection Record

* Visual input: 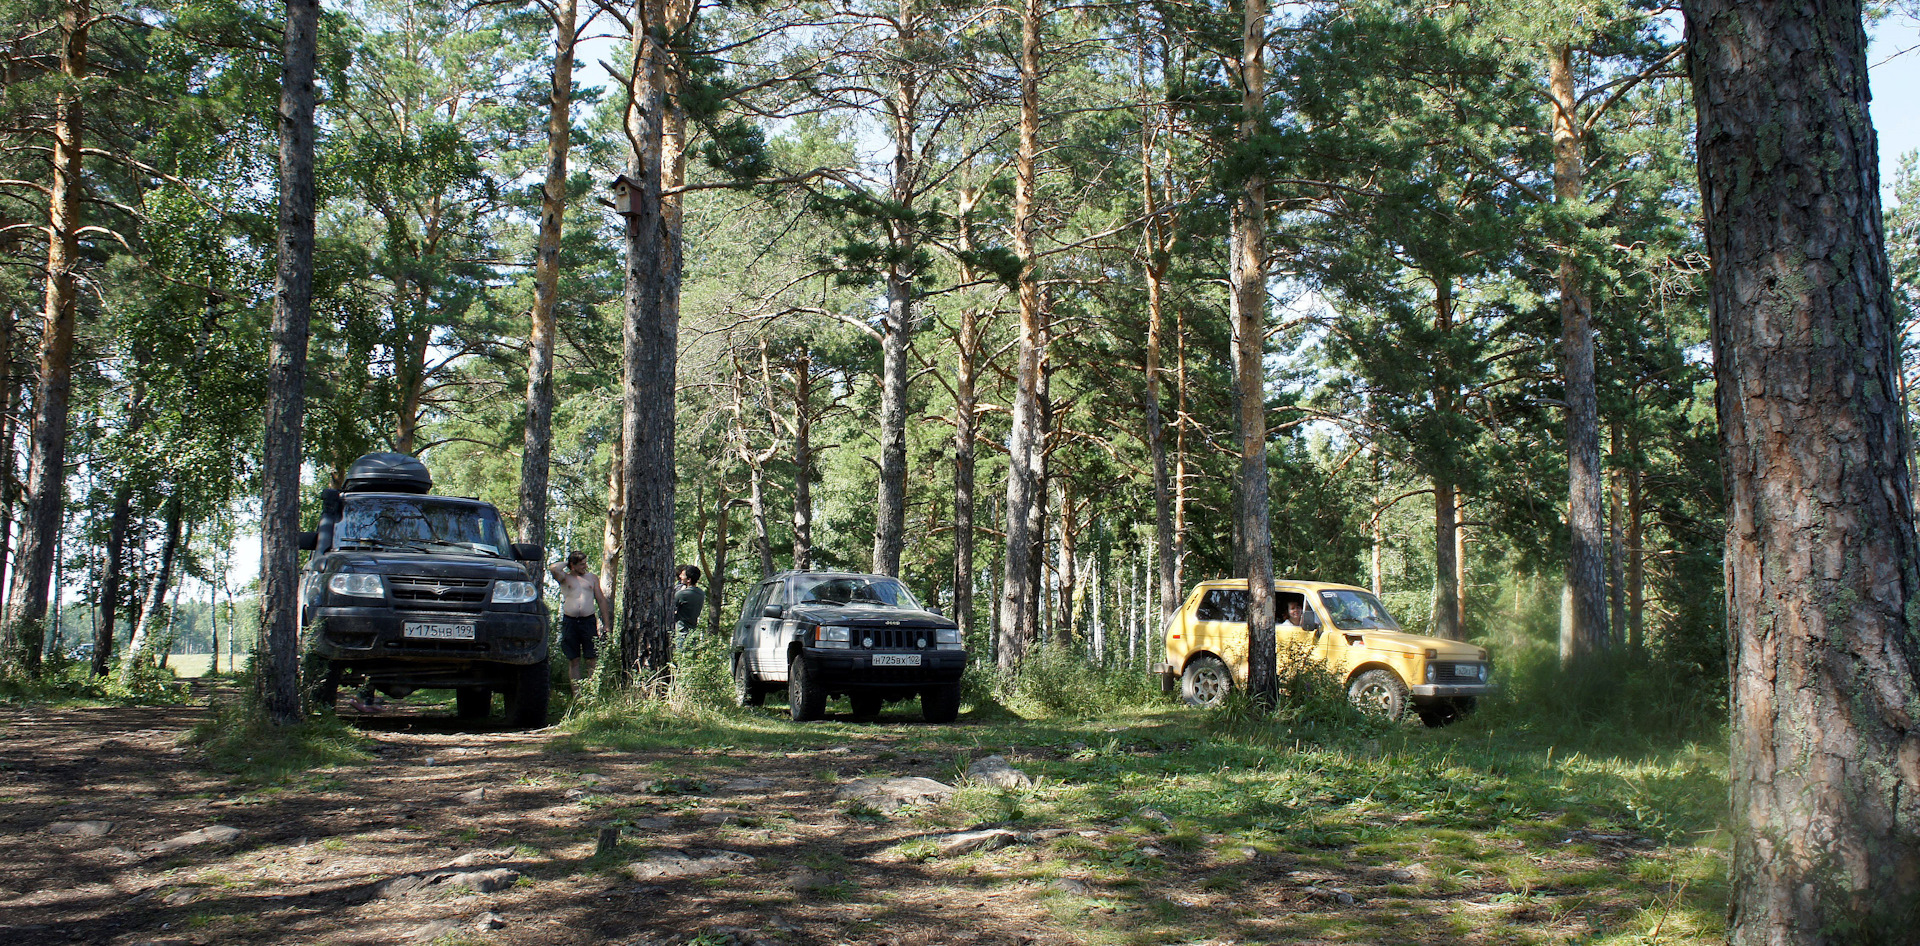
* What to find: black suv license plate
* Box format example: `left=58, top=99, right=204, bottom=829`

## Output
left=404, top=622, right=476, bottom=641
left=871, top=654, right=921, bottom=667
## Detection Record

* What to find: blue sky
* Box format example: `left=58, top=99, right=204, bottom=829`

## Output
left=1872, top=14, right=1920, bottom=202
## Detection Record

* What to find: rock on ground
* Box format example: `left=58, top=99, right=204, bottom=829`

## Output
left=966, top=755, right=1033, bottom=790
left=46, top=821, right=113, bottom=837
left=145, top=825, right=241, bottom=854
left=937, top=829, right=1020, bottom=857
left=835, top=776, right=954, bottom=812
left=629, top=849, right=754, bottom=880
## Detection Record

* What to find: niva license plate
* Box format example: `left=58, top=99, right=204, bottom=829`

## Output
left=871, top=654, right=921, bottom=667
left=404, top=622, right=476, bottom=641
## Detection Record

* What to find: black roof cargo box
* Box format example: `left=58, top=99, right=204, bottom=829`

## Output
left=342, top=452, right=433, bottom=494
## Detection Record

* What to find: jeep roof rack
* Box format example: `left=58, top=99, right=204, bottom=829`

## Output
left=342, top=452, right=433, bottom=494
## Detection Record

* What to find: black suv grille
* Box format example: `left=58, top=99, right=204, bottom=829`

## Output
left=388, top=575, right=490, bottom=611
left=850, top=627, right=937, bottom=650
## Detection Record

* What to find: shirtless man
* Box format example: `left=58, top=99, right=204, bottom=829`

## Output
left=548, top=551, right=611, bottom=684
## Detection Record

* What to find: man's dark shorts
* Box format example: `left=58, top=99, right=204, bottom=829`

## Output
left=559, top=614, right=599, bottom=661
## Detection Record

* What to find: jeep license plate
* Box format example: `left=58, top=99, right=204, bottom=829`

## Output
left=404, top=622, right=475, bottom=641
left=871, top=654, right=920, bottom=667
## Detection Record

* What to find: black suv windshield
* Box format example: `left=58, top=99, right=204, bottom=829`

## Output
left=792, top=575, right=920, bottom=610
left=337, top=496, right=510, bottom=557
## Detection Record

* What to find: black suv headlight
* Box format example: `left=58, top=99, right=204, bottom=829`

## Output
left=492, top=580, right=538, bottom=604
left=328, top=573, right=386, bottom=598
left=814, top=625, right=850, bottom=649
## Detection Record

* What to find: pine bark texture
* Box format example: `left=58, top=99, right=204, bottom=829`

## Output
left=615, top=19, right=679, bottom=682
left=257, top=0, right=318, bottom=723
left=1550, top=43, right=1610, bottom=662
left=1233, top=0, right=1276, bottom=706
left=517, top=0, right=578, bottom=549
left=4, top=0, right=88, bottom=673
left=1685, top=1, right=1920, bottom=942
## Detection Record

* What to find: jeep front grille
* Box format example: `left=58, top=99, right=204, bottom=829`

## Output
left=849, top=627, right=937, bottom=650
left=387, top=575, right=491, bottom=611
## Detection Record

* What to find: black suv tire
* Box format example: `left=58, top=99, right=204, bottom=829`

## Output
left=456, top=686, right=492, bottom=719
left=504, top=659, right=551, bottom=729
left=921, top=682, right=961, bottom=723
left=789, top=655, right=826, bottom=721
left=733, top=655, right=766, bottom=707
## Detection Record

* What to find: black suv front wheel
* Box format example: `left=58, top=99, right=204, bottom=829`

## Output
left=734, top=654, right=766, bottom=707
left=788, top=655, right=826, bottom=721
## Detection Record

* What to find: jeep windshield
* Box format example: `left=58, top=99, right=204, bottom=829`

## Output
left=792, top=575, right=921, bottom=610
left=1316, top=589, right=1402, bottom=631
left=336, top=496, right=511, bottom=557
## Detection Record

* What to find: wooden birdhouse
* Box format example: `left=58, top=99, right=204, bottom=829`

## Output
left=610, top=175, right=639, bottom=216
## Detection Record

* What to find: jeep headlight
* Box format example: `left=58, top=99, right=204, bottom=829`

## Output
left=815, top=625, right=850, bottom=649
left=328, top=573, right=386, bottom=598
left=935, top=627, right=962, bottom=650
left=492, top=580, right=538, bottom=604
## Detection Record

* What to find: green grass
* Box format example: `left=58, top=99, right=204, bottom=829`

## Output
left=182, top=700, right=372, bottom=785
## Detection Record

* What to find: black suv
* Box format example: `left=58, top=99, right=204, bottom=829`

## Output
left=731, top=571, right=966, bottom=722
left=299, top=452, right=551, bottom=727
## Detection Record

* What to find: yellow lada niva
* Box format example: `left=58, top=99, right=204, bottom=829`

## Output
left=1154, top=579, right=1492, bottom=726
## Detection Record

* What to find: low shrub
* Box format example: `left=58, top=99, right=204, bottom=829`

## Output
left=994, top=644, right=1167, bottom=719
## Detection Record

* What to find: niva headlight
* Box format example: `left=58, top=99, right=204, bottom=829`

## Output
left=492, top=580, right=538, bottom=604
left=328, top=573, right=386, bottom=598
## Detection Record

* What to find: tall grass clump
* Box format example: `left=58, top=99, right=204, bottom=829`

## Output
left=994, top=644, right=1167, bottom=718
left=1206, top=642, right=1388, bottom=745
left=1, top=648, right=192, bottom=706
left=183, top=698, right=371, bottom=783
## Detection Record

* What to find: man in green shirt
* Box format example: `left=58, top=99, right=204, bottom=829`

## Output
left=674, top=564, right=705, bottom=647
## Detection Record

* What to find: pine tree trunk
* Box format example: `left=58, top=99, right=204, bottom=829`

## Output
left=1142, top=76, right=1178, bottom=633
left=256, top=0, right=317, bottom=723
left=998, top=0, right=1045, bottom=670
left=93, top=484, right=134, bottom=678
left=1056, top=483, right=1077, bottom=647
left=1685, top=1, right=1920, bottom=940
left=870, top=0, right=920, bottom=578
left=4, top=0, right=88, bottom=675
left=517, top=0, right=578, bottom=548
left=1432, top=477, right=1459, bottom=639
left=1234, top=0, right=1276, bottom=706
left=601, top=422, right=624, bottom=600
left=1550, top=43, right=1610, bottom=662
left=615, top=16, right=678, bottom=683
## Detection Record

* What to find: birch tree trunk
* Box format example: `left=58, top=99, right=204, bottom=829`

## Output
left=997, top=0, right=1045, bottom=669
left=518, top=0, right=579, bottom=548
left=4, top=0, right=88, bottom=674
left=256, top=0, right=318, bottom=722
left=1685, top=1, right=1920, bottom=940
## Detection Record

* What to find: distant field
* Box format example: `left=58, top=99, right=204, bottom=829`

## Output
left=163, top=654, right=229, bottom=678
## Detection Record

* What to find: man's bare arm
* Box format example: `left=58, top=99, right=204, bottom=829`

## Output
left=595, top=579, right=612, bottom=627
left=547, top=562, right=567, bottom=582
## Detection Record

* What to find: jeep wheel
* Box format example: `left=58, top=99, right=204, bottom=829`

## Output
left=849, top=691, right=883, bottom=720
left=733, top=655, right=766, bottom=707
left=920, top=683, right=961, bottom=723
left=1180, top=654, right=1233, bottom=707
left=456, top=686, right=492, bottom=719
left=504, top=659, right=551, bottom=729
left=1348, top=669, right=1408, bottom=721
left=788, top=655, right=826, bottom=721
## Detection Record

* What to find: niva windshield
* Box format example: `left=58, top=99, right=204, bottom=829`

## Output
left=1316, top=589, right=1401, bottom=631
left=337, top=497, right=511, bottom=557
left=792, top=575, right=920, bottom=610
